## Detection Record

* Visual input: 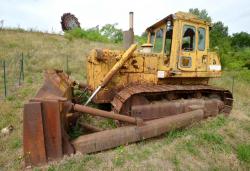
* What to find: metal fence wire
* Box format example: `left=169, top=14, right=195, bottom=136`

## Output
left=0, top=53, right=24, bottom=99
left=0, top=52, right=71, bottom=99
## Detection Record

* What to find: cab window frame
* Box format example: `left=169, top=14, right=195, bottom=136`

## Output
left=198, top=27, right=206, bottom=51
left=181, top=24, right=196, bottom=52
left=153, top=27, right=165, bottom=53
left=149, top=32, right=155, bottom=45
left=164, top=24, right=173, bottom=55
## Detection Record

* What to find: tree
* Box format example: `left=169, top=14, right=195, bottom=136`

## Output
left=100, top=23, right=123, bottom=43
left=188, top=8, right=229, bottom=49
left=231, top=32, right=250, bottom=48
left=210, top=21, right=229, bottom=48
left=189, top=8, right=212, bottom=22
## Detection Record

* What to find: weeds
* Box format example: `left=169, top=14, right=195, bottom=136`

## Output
left=237, top=144, right=250, bottom=162
left=10, top=138, right=21, bottom=149
left=68, top=125, right=83, bottom=139
left=164, top=129, right=187, bottom=144
left=113, top=146, right=126, bottom=166
left=200, top=132, right=224, bottom=144
left=184, top=140, right=200, bottom=155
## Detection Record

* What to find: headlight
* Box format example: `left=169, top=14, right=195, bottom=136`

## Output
left=167, top=21, right=171, bottom=27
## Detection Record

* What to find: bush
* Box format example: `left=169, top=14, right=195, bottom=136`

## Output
left=222, top=48, right=250, bottom=70
left=65, top=23, right=123, bottom=43
left=65, top=28, right=109, bottom=42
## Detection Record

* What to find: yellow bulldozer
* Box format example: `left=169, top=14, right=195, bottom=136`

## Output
left=23, top=12, right=233, bottom=166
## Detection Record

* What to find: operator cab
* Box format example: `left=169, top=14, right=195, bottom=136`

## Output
left=141, top=12, right=212, bottom=73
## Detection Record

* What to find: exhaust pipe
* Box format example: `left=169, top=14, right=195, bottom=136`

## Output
left=123, top=12, right=134, bottom=49
left=129, top=12, right=134, bottom=30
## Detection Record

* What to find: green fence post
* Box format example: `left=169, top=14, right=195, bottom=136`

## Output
left=21, top=52, right=24, bottom=81
left=19, top=52, right=24, bottom=85
left=19, top=54, right=22, bottom=85
left=3, top=60, right=7, bottom=97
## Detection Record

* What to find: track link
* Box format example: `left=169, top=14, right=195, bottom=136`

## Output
left=111, top=84, right=233, bottom=117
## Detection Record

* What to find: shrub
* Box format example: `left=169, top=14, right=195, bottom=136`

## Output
left=65, top=23, right=123, bottom=43
left=65, top=28, right=109, bottom=42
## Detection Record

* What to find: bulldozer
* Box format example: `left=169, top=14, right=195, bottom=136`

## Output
left=23, top=12, right=233, bottom=166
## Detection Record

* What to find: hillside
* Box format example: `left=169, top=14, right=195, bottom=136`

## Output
left=0, top=29, right=250, bottom=170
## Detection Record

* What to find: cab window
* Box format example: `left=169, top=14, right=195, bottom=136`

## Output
left=182, top=25, right=196, bottom=51
left=150, top=32, right=155, bottom=45
left=164, top=29, right=173, bottom=55
left=198, top=27, right=206, bottom=51
left=153, top=28, right=163, bottom=53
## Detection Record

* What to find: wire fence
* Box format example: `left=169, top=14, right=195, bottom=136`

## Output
left=0, top=53, right=25, bottom=99
left=0, top=52, right=72, bottom=100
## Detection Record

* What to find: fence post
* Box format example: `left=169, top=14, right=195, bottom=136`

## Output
left=19, top=52, right=24, bottom=85
left=3, top=60, right=7, bottom=97
left=22, top=52, right=24, bottom=81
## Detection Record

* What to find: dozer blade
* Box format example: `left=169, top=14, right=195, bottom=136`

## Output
left=23, top=70, right=75, bottom=166
left=35, top=69, right=74, bottom=99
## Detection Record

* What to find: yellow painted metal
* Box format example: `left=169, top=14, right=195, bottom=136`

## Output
left=86, top=11, right=222, bottom=103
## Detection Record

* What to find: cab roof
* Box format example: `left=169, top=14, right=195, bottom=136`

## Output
left=146, top=11, right=211, bottom=32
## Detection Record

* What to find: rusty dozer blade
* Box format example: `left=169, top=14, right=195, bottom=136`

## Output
left=35, top=69, right=74, bottom=99
left=23, top=69, right=75, bottom=166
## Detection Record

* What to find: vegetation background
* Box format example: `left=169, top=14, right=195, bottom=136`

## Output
left=0, top=8, right=249, bottom=170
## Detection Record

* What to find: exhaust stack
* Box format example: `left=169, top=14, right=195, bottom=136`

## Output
left=123, top=12, right=134, bottom=49
left=129, top=12, right=134, bottom=29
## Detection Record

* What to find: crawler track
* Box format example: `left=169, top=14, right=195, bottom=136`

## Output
left=111, top=84, right=233, bottom=119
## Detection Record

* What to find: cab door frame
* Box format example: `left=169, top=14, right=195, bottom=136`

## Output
left=177, top=22, right=197, bottom=71
left=196, top=25, right=208, bottom=72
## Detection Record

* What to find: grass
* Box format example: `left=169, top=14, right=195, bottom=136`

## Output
left=237, top=144, right=250, bottom=162
left=0, top=28, right=250, bottom=170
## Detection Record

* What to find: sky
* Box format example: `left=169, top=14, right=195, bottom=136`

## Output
left=1, top=0, right=250, bottom=35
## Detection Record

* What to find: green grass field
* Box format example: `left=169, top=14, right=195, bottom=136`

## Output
left=0, top=29, right=250, bottom=170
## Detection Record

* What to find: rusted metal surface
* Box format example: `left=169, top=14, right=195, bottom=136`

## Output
left=111, top=84, right=233, bottom=116
left=72, top=109, right=204, bottom=154
left=73, top=104, right=143, bottom=125
left=41, top=100, right=63, bottom=160
left=36, top=70, right=74, bottom=99
left=23, top=70, right=76, bottom=166
left=62, top=129, right=75, bottom=155
left=23, top=102, right=47, bottom=166
left=24, top=97, right=74, bottom=165
left=131, top=98, right=224, bottom=120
